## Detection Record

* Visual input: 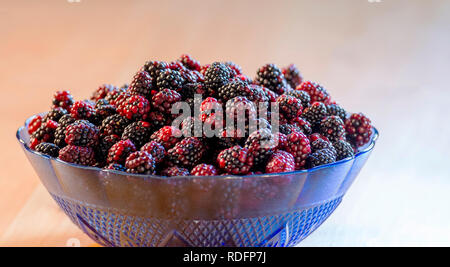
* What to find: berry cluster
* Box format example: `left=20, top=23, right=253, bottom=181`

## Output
left=28, top=55, right=374, bottom=176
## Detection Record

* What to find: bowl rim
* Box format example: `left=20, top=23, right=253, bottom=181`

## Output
left=17, top=114, right=379, bottom=180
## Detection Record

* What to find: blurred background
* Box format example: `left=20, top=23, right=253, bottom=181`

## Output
left=1, top=0, right=449, bottom=246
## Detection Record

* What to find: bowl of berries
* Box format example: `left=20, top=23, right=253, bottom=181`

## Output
left=17, top=55, right=377, bottom=247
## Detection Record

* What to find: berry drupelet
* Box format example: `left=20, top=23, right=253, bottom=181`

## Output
left=345, top=113, right=373, bottom=148
left=217, top=145, right=254, bottom=175
left=35, top=142, right=60, bottom=157
left=125, top=151, right=156, bottom=174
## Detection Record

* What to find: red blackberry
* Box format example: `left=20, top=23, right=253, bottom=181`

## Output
left=302, top=102, right=327, bottom=125
left=274, top=132, right=288, bottom=151
left=200, top=97, right=221, bottom=117
left=43, top=107, right=68, bottom=123
left=297, top=81, right=330, bottom=104
left=244, top=128, right=276, bottom=167
left=320, top=116, right=345, bottom=142
left=156, top=69, right=184, bottom=91
left=100, top=114, right=130, bottom=136
left=179, top=54, right=201, bottom=71
left=167, top=137, right=206, bottom=168
left=260, top=86, right=279, bottom=102
left=65, top=120, right=100, bottom=147
left=35, top=142, right=60, bottom=157
left=107, top=139, right=137, bottom=165
left=128, top=71, right=153, bottom=99
left=150, top=126, right=182, bottom=149
left=141, top=60, right=169, bottom=79
left=279, top=123, right=301, bottom=135
left=151, top=89, right=182, bottom=115
left=326, top=103, right=347, bottom=121
left=265, top=150, right=295, bottom=173
left=285, top=89, right=311, bottom=108
left=217, top=145, right=254, bottom=175
left=28, top=115, right=42, bottom=135
left=333, top=140, right=355, bottom=160
left=225, top=96, right=257, bottom=129
left=161, top=166, right=190, bottom=177
left=308, top=133, right=330, bottom=143
left=140, top=141, right=165, bottom=164
left=58, top=145, right=96, bottom=166
left=70, top=100, right=96, bottom=121
left=235, top=74, right=253, bottom=84
left=285, top=131, right=311, bottom=170
left=345, top=113, right=373, bottom=148
left=307, top=149, right=336, bottom=168
left=204, top=62, right=231, bottom=89
left=95, top=134, right=120, bottom=163
left=291, top=117, right=312, bottom=135
left=113, top=91, right=131, bottom=109
left=224, top=61, right=243, bottom=76
left=217, top=80, right=254, bottom=102
left=311, top=138, right=337, bottom=156
left=53, top=114, right=76, bottom=148
left=90, top=84, right=115, bottom=101
left=117, top=95, right=150, bottom=121
left=148, top=111, right=171, bottom=131
left=255, top=63, right=288, bottom=94
left=276, top=94, right=303, bottom=120
left=121, top=121, right=151, bottom=148
left=191, top=163, right=218, bottom=176
left=125, top=151, right=156, bottom=174
left=282, top=64, right=303, bottom=89
left=104, top=87, right=126, bottom=106
left=52, top=90, right=74, bottom=111
left=105, top=163, right=127, bottom=172
left=30, top=120, right=59, bottom=149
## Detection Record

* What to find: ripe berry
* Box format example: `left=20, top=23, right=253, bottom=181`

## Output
left=191, top=163, right=218, bottom=176
left=326, top=103, right=347, bottom=121
left=161, top=166, right=190, bottom=177
left=117, top=95, right=150, bottom=121
left=285, top=90, right=311, bottom=109
left=320, top=116, right=345, bottom=142
left=345, top=113, right=373, bottom=148
left=285, top=131, right=311, bottom=170
left=125, top=151, right=156, bottom=174
left=179, top=54, right=201, bottom=71
left=121, top=121, right=151, bottom=148
left=35, top=142, right=60, bottom=157
left=96, top=134, right=120, bottom=164
left=150, top=126, right=182, bottom=150
left=276, top=94, right=303, bottom=120
left=302, top=102, right=327, bottom=125
left=70, top=100, right=96, bottom=121
left=217, top=80, right=254, bottom=102
left=140, top=141, right=165, bottom=164
left=311, top=139, right=337, bottom=156
left=307, top=149, right=336, bottom=168
left=265, top=150, right=295, bottom=173
left=282, top=64, right=303, bottom=89
left=128, top=71, right=153, bottom=99
left=100, top=114, right=130, bottom=136
left=58, top=145, right=96, bottom=166
left=65, top=120, right=100, bottom=147
left=291, top=117, right=312, bottom=135
left=53, top=114, right=76, bottom=148
left=167, top=137, right=206, bottom=168
left=151, top=89, right=182, bottom=115
left=255, top=63, right=288, bottom=94
left=224, top=61, right=243, bottom=76
left=141, top=60, right=169, bottom=79
left=52, top=90, right=74, bottom=110
left=217, top=145, right=254, bottom=175
left=204, top=62, right=231, bottom=89
left=333, top=140, right=355, bottom=160
left=107, top=139, right=137, bottom=165
left=105, top=163, right=127, bottom=172
left=43, top=107, right=68, bottom=123
left=156, top=69, right=184, bottom=91
left=91, top=84, right=115, bottom=101
left=105, top=87, right=126, bottom=106
left=297, top=81, right=330, bottom=104
left=28, top=115, right=43, bottom=135
left=244, top=128, right=276, bottom=167
left=30, top=120, right=59, bottom=149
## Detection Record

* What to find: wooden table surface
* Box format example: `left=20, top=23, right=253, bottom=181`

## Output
left=1, top=0, right=449, bottom=247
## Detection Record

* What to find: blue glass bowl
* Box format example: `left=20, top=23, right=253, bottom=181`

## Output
left=17, top=114, right=378, bottom=247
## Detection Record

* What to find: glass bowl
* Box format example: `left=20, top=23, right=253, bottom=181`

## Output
left=17, top=114, right=378, bottom=247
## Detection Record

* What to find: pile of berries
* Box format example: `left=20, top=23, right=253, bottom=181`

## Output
left=28, top=54, right=374, bottom=176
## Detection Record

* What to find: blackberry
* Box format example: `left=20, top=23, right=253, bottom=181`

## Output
left=204, top=62, right=231, bottom=89
left=96, top=134, right=120, bottom=163
left=302, top=102, right=327, bottom=125
left=107, top=139, right=137, bottom=165
left=161, top=166, right=190, bottom=177
left=224, top=61, right=243, bottom=76
left=244, top=128, right=276, bottom=167
left=100, top=114, right=130, bottom=136
left=52, top=90, right=74, bottom=111
left=326, top=103, right=347, bottom=121
left=217, top=127, right=245, bottom=148
left=180, top=83, right=206, bottom=100
left=265, top=150, right=295, bottom=173
left=291, top=117, right=312, bottom=135
left=298, top=81, right=331, bottom=104
left=151, top=89, right=182, bottom=115
left=320, top=116, right=345, bottom=142
left=274, top=132, right=288, bottom=151
left=333, top=140, right=355, bottom=160
left=150, top=126, right=182, bottom=149
left=217, top=80, right=254, bottom=102
left=128, top=71, right=153, bottom=99
left=140, top=141, right=166, bottom=164
left=225, top=96, right=257, bottom=129
left=105, top=163, right=127, bottom=172
left=53, top=114, right=76, bottom=147
left=167, top=137, right=206, bottom=168
left=148, top=111, right=171, bottom=131
left=260, top=86, right=279, bottom=102
left=309, top=133, right=330, bottom=143
left=345, top=113, right=373, bottom=148
left=217, top=145, right=254, bottom=175
left=279, top=123, right=301, bottom=135
left=58, top=145, right=96, bottom=166
left=70, top=100, right=96, bottom=121
left=255, top=63, right=288, bottom=94
left=179, top=54, right=201, bottom=71
left=91, top=84, right=115, bottom=101
left=285, top=89, right=310, bottom=108
left=43, top=107, right=67, bottom=122
left=28, top=115, right=42, bottom=135
left=191, top=163, right=218, bottom=176
left=121, top=121, right=151, bottom=148
left=282, top=64, right=303, bottom=89
left=276, top=94, right=303, bottom=120
left=30, top=120, right=59, bottom=149
left=180, top=116, right=203, bottom=138
left=117, top=95, right=150, bottom=121
left=156, top=69, right=184, bottom=91
left=95, top=101, right=116, bottom=121
left=311, top=139, right=337, bottom=156
left=65, top=120, right=100, bottom=147
left=125, top=151, right=156, bottom=174
left=307, top=149, right=336, bottom=168
left=141, top=60, right=169, bottom=79
left=35, top=142, right=60, bottom=157
left=104, top=87, right=126, bottom=106
left=285, top=131, right=311, bottom=170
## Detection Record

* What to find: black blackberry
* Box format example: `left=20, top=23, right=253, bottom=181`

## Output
left=224, top=61, right=243, bottom=76
left=125, top=151, right=156, bottom=174
left=217, top=128, right=245, bottom=149
left=180, top=116, right=203, bottom=138
left=96, top=134, right=120, bottom=163
left=217, top=145, right=254, bottom=175
left=279, top=123, right=301, bottom=135
left=254, top=63, right=288, bottom=94
left=95, top=102, right=116, bottom=121
left=244, top=128, right=276, bottom=167
left=105, top=163, right=127, bottom=172
left=121, top=121, right=151, bottom=149
left=43, top=107, right=67, bottom=122
left=167, top=137, right=206, bottom=168
left=141, top=60, right=169, bottom=79
left=320, top=116, right=345, bottom=142
left=53, top=114, right=76, bottom=148
left=276, top=94, right=303, bottom=120
left=141, top=141, right=166, bottom=165
left=180, top=83, right=206, bottom=100
left=35, top=142, right=60, bottom=157
left=333, top=140, right=355, bottom=160
left=156, top=69, right=184, bottom=91
left=100, top=114, right=130, bottom=136
left=311, top=139, right=337, bottom=156
left=128, top=71, right=153, bottom=99
left=65, top=120, right=100, bottom=147
left=104, top=87, right=126, bottom=106
left=217, top=80, right=254, bottom=102
left=58, top=145, right=96, bottom=166
left=291, top=117, right=313, bottom=135
left=285, top=90, right=311, bottom=108
left=30, top=120, right=59, bottom=149
left=302, top=102, right=327, bottom=125
left=148, top=111, right=171, bottom=131
left=282, top=64, right=303, bottom=89
left=307, top=149, right=336, bottom=168
left=327, top=103, right=347, bottom=121
left=204, top=62, right=231, bottom=89
left=161, top=166, right=190, bottom=177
